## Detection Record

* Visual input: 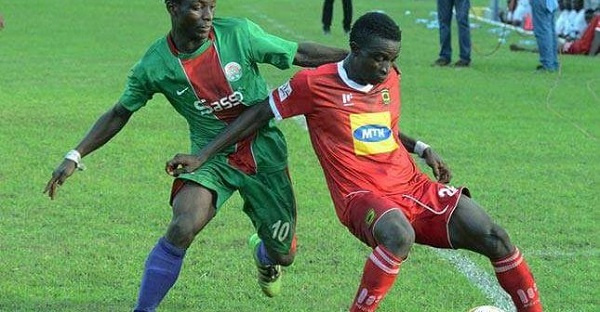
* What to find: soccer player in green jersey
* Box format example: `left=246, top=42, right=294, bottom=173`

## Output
left=44, top=0, right=347, bottom=311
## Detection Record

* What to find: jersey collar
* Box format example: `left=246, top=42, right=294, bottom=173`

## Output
left=167, top=31, right=215, bottom=59
left=337, top=60, right=374, bottom=93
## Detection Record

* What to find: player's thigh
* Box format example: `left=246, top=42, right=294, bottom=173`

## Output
left=166, top=164, right=239, bottom=246
left=174, top=160, right=240, bottom=210
left=344, top=192, right=413, bottom=249
left=171, top=180, right=216, bottom=225
left=448, top=196, right=512, bottom=257
left=240, top=169, right=296, bottom=257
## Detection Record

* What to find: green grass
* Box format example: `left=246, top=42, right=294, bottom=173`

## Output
left=1, top=0, right=599, bottom=311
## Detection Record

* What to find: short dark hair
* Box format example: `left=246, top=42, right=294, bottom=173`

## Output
left=349, top=11, right=401, bottom=46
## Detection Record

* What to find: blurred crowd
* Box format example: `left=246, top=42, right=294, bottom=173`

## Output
left=501, top=0, right=599, bottom=40
left=504, top=0, right=600, bottom=57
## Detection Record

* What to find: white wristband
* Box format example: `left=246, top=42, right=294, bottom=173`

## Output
left=65, top=149, right=86, bottom=170
left=414, top=141, right=430, bottom=158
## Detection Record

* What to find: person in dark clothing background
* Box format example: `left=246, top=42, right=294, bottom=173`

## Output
left=322, top=0, right=353, bottom=34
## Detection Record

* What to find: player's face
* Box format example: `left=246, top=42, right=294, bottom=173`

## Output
left=169, top=0, right=216, bottom=41
left=352, top=37, right=400, bottom=85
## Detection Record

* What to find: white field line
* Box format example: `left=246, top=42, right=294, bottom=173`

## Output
left=246, top=6, right=596, bottom=311
left=434, top=249, right=514, bottom=311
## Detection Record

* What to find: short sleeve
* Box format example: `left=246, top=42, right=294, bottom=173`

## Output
left=245, top=19, right=298, bottom=70
left=269, top=69, right=314, bottom=120
left=118, top=61, right=154, bottom=112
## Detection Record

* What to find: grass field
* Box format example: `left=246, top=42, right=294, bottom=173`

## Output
left=1, top=1, right=599, bottom=311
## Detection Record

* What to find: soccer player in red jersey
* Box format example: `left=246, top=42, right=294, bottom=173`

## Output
left=166, top=11, right=544, bottom=312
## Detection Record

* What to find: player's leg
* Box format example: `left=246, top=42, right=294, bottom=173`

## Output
left=322, top=0, right=335, bottom=34
left=241, top=168, right=297, bottom=297
left=134, top=180, right=217, bottom=312
left=436, top=0, right=454, bottom=63
left=455, top=0, right=472, bottom=64
left=449, top=196, right=542, bottom=312
left=345, top=193, right=412, bottom=312
left=342, top=0, right=353, bottom=33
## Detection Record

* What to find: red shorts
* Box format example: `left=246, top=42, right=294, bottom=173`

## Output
left=343, top=179, right=470, bottom=249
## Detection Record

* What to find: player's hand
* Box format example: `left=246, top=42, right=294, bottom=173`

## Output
left=44, top=159, right=78, bottom=200
left=422, top=148, right=452, bottom=184
left=165, top=153, right=204, bottom=177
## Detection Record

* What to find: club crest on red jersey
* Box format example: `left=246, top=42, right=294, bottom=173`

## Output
left=380, top=89, right=391, bottom=105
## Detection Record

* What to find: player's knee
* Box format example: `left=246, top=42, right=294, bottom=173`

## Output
left=271, top=251, right=295, bottom=266
left=166, top=216, right=199, bottom=249
left=479, top=224, right=513, bottom=258
left=375, top=219, right=415, bottom=257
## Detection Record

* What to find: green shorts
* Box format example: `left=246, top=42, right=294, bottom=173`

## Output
left=173, top=157, right=297, bottom=255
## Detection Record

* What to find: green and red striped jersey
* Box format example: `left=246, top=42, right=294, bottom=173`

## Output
left=119, top=17, right=298, bottom=173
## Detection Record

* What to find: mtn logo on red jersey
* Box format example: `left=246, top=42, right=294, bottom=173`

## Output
left=353, top=125, right=392, bottom=142
left=350, top=112, right=398, bottom=156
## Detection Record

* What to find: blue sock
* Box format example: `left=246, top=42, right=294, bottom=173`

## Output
left=134, top=237, right=186, bottom=312
left=257, top=241, right=275, bottom=266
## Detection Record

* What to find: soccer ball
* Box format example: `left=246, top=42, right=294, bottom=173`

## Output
left=468, top=306, right=507, bottom=312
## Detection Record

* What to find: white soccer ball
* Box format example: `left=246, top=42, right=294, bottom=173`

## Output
left=468, top=306, right=507, bottom=312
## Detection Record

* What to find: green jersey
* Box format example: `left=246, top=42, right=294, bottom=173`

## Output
left=119, top=17, right=298, bottom=173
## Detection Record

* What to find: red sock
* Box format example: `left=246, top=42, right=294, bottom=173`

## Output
left=492, top=247, right=543, bottom=312
left=350, top=246, right=402, bottom=312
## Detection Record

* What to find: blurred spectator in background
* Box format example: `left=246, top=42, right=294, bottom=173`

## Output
left=0, top=14, right=4, bottom=30
left=433, top=0, right=472, bottom=67
left=511, top=10, right=600, bottom=55
left=500, top=0, right=532, bottom=26
left=322, top=0, right=353, bottom=35
left=556, top=0, right=571, bottom=37
left=531, top=0, right=560, bottom=71
left=565, top=0, right=589, bottom=39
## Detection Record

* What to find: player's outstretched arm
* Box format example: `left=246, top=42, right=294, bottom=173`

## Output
left=293, top=42, right=348, bottom=68
left=399, top=132, right=452, bottom=184
left=166, top=99, right=275, bottom=177
left=44, top=103, right=133, bottom=199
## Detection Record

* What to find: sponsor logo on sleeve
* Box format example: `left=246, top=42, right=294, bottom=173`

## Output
left=350, top=112, right=398, bottom=155
left=277, top=81, right=293, bottom=102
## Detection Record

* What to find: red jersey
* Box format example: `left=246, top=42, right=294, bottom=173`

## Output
left=269, top=61, right=428, bottom=221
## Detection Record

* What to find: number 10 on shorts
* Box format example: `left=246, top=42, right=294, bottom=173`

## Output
left=271, top=220, right=291, bottom=242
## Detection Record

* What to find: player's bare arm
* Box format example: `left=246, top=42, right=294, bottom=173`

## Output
left=293, top=42, right=348, bottom=67
left=44, top=103, right=133, bottom=199
left=166, top=99, right=274, bottom=176
left=399, top=132, right=452, bottom=184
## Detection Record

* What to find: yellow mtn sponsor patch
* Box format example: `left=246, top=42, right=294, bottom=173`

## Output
left=350, top=112, right=398, bottom=156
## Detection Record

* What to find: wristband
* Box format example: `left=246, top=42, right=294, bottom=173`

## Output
left=414, top=141, right=430, bottom=158
left=65, top=149, right=86, bottom=170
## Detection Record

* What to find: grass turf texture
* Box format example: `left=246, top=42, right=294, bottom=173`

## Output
left=0, top=0, right=598, bottom=311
